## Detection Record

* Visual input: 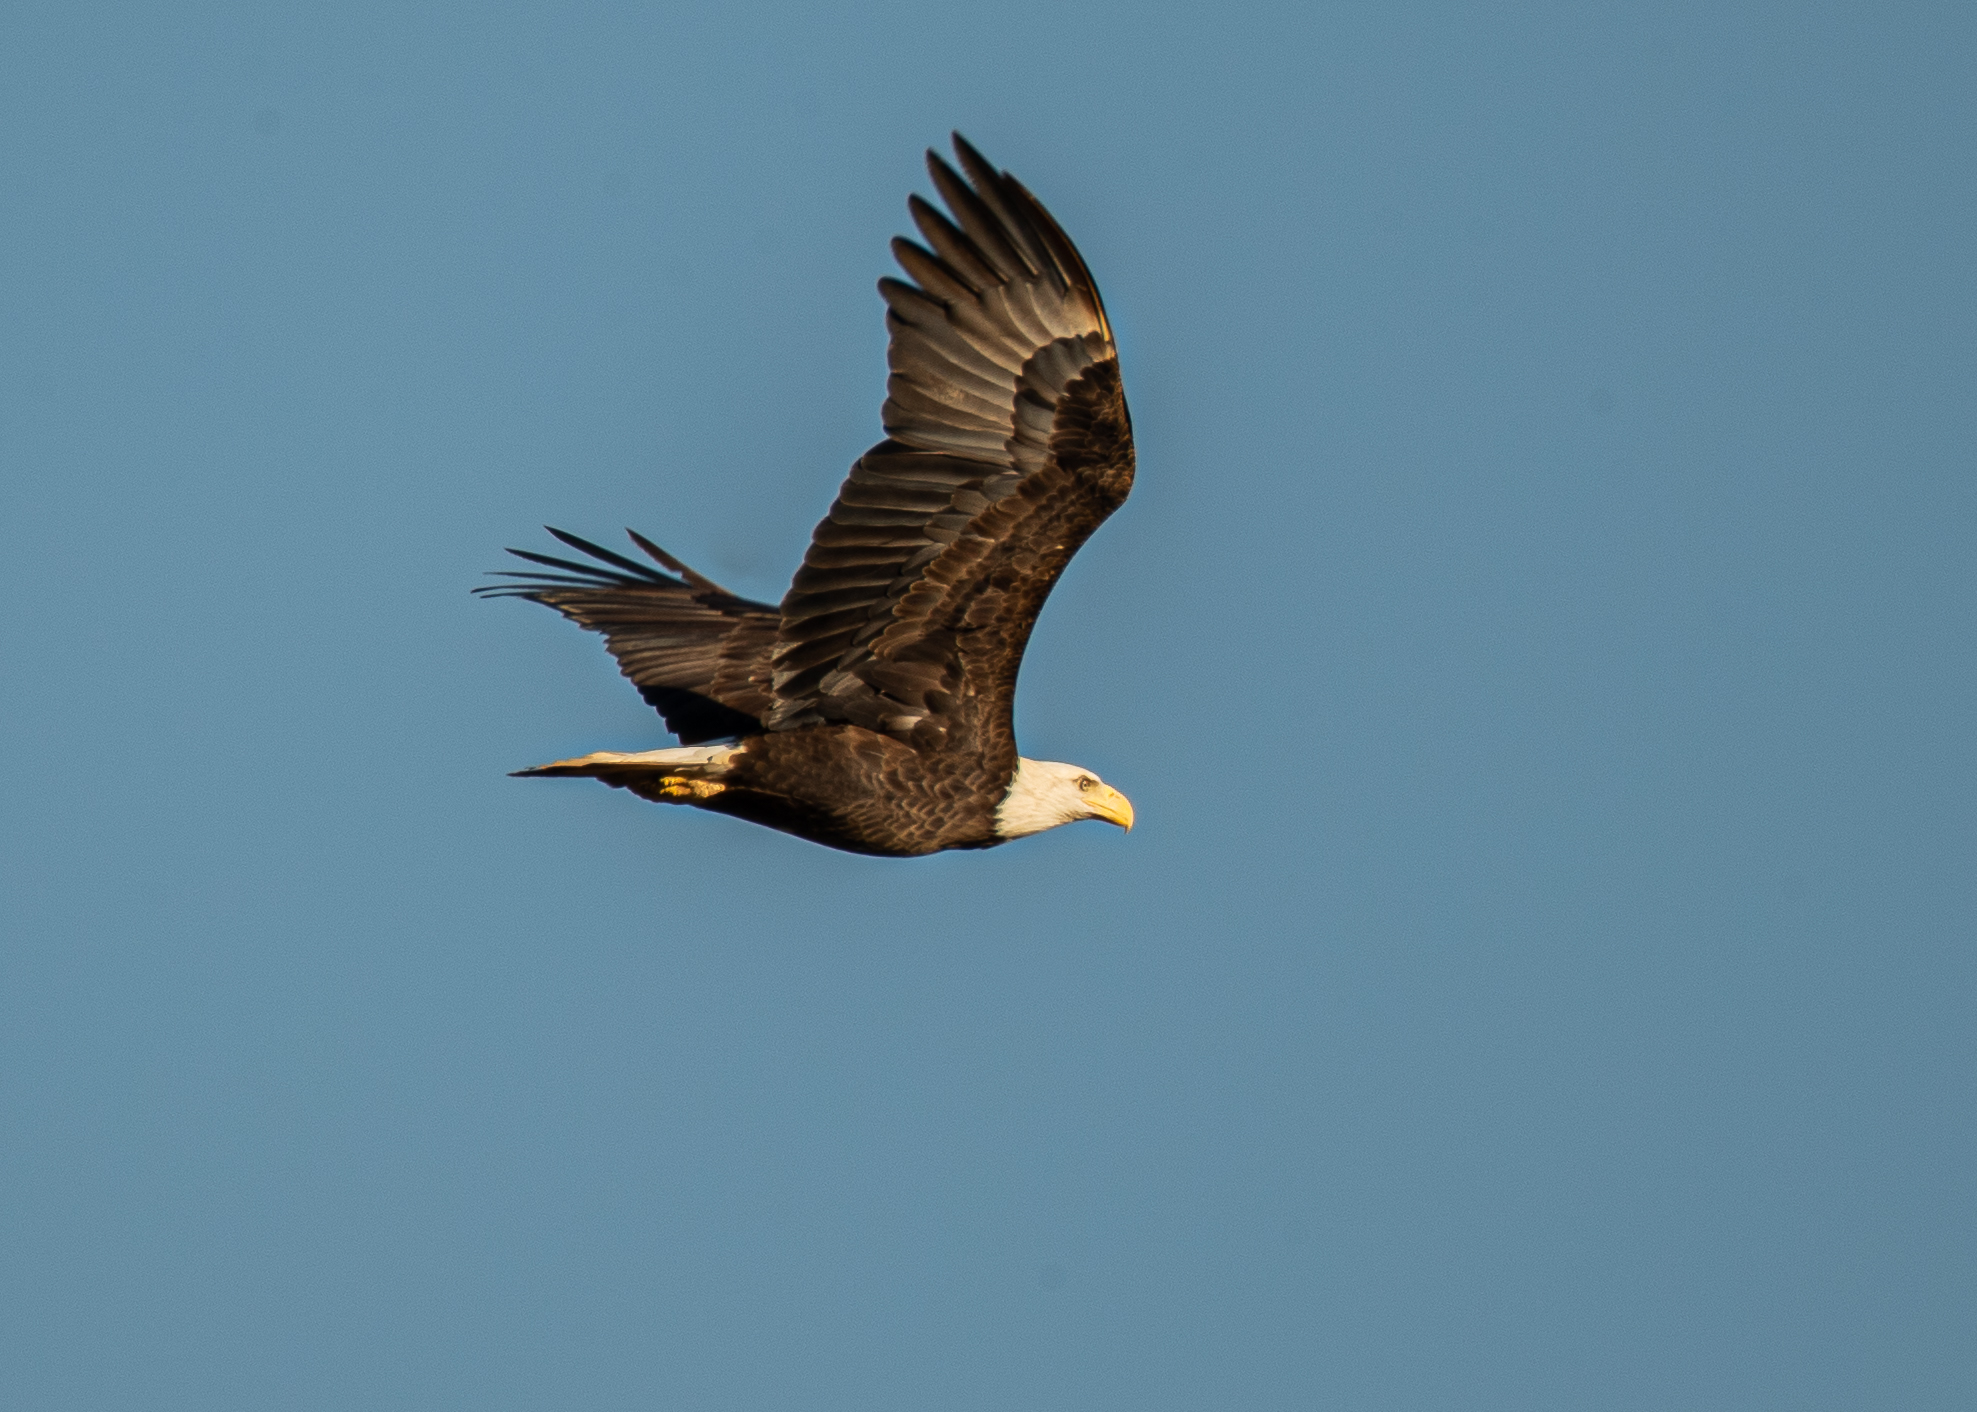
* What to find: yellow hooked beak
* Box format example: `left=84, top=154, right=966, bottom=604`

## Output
left=1089, top=784, right=1135, bottom=833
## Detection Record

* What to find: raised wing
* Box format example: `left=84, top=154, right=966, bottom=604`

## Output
left=478, top=528, right=780, bottom=744
left=768, top=135, right=1135, bottom=756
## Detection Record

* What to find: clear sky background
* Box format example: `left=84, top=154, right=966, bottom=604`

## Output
left=4, top=4, right=1973, bottom=1408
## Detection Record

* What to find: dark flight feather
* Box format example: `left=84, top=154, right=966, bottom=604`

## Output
left=475, top=531, right=779, bottom=744
left=542, top=527, right=675, bottom=582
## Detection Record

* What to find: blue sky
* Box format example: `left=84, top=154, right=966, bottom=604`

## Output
left=4, top=4, right=1973, bottom=1408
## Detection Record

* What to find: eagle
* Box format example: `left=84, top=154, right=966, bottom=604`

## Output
left=481, top=136, right=1137, bottom=857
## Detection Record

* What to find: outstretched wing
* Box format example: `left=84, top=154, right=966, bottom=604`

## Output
left=768, top=135, right=1135, bottom=759
left=478, top=529, right=780, bottom=744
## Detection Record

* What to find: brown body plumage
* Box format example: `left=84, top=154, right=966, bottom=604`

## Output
left=481, top=136, right=1138, bottom=856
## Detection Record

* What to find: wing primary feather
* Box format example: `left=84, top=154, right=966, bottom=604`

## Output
left=501, top=547, right=650, bottom=581
left=625, top=527, right=734, bottom=595
left=905, top=197, right=998, bottom=290
left=890, top=238, right=975, bottom=304
left=949, top=133, right=1057, bottom=288
left=883, top=302, right=1020, bottom=383
left=1002, top=178, right=1111, bottom=340
left=925, top=150, right=1032, bottom=281
left=474, top=571, right=621, bottom=591
left=545, top=526, right=674, bottom=583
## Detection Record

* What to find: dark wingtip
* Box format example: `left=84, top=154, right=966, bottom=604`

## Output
left=625, top=528, right=735, bottom=596
left=544, top=526, right=673, bottom=583
left=950, top=130, right=990, bottom=173
left=473, top=552, right=565, bottom=597
left=951, top=133, right=1007, bottom=203
left=624, top=527, right=689, bottom=576
left=926, top=138, right=966, bottom=186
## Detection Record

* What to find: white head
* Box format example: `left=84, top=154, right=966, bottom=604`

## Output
left=994, top=758, right=1136, bottom=840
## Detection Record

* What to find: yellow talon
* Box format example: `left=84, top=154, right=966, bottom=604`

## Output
left=658, top=776, right=726, bottom=800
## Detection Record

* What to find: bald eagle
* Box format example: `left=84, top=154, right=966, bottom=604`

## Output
left=481, top=136, right=1136, bottom=856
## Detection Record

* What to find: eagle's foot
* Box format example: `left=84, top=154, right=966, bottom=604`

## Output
left=658, top=776, right=727, bottom=800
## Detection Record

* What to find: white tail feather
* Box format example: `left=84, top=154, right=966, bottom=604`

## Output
left=517, top=743, right=742, bottom=777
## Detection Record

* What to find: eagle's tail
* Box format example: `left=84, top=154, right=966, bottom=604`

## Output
left=513, top=743, right=743, bottom=805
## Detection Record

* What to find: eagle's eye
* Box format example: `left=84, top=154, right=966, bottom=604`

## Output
left=1077, top=776, right=1096, bottom=792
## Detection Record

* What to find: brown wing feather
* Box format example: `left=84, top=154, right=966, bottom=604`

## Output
left=478, top=530, right=780, bottom=744
left=768, top=135, right=1135, bottom=756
